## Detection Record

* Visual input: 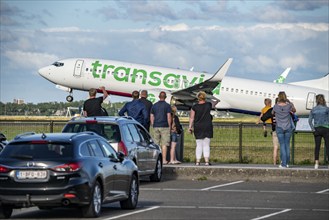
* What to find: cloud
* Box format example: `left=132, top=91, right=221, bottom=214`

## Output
left=276, top=0, right=328, bottom=11
left=4, top=50, right=58, bottom=72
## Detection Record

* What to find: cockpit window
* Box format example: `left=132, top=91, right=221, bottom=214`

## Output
left=52, top=62, right=64, bottom=67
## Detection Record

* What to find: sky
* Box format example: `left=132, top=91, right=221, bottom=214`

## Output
left=0, top=0, right=328, bottom=104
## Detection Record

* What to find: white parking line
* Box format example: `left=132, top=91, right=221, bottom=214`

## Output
left=103, top=206, right=160, bottom=220
left=250, top=209, right=291, bottom=220
left=201, top=180, right=244, bottom=191
left=316, top=188, right=329, bottom=194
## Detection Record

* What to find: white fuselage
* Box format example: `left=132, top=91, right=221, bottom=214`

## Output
left=38, top=58, right=329, bottom=116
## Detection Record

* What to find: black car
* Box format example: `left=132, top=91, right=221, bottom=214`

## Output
left=62, top=116, right=163, bottom=182
left=0, top=132, right=139, bottom=218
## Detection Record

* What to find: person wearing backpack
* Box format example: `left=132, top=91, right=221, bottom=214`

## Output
left=257, top=98, right=272, bottom=137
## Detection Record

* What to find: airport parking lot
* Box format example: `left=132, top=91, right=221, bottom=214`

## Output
left=10, top=178, right=329, bottom=220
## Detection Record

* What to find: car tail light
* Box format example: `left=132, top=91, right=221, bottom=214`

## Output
left=118, top=141, right=128, bottom=156
left=0, top=165, right=10, bottom=173
left=51, top=162, right=81, bottom=172
left=64, top=193, right=76, bottom=198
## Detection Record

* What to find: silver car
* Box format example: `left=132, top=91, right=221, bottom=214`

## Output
left=62, top=116, right=163, bottom=182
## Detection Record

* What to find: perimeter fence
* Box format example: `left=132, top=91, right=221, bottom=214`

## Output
left=0, top=120, right=326, bottom=165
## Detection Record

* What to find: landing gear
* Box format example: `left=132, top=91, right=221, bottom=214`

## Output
left=66, top=89, right=73, bottom=102
left=66, top=95, right=74, bottom=102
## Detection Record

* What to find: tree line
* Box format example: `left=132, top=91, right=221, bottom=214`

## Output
left=0, top=101, right=125, bottom=116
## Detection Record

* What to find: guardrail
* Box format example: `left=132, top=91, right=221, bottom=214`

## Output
left=0, top=120, right=326, bottom=165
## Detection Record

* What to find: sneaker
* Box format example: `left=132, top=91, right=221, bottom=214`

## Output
left=264, top=130, right=268, bottom=137
left=286, top=165, right=289, bottom=168
left=314, top=164, right=319, bottom=169
left=279, top=165, right=283, bottom=168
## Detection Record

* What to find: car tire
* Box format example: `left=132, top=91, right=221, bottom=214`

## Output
left=0, top=205, right=13, bottom=219
left=81, top=181, right=102, bottom=218
left=120, top=174, right=139, bottom=209
left=149, top=157, right=162, bottom=182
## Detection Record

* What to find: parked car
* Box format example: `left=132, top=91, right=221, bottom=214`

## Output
left=0, top=132, right=139, bottom=218
left=62, top=116, right=163, bottom=182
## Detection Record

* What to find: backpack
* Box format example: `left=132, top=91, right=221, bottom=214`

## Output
left=261, top=107, right=273, bottom=122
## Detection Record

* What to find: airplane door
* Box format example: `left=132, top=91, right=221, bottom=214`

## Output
left=74, top=60, right=84, bottom=77
left=306, top=92, right=316, bottom=110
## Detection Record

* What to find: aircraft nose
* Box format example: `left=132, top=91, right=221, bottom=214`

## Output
left=38, top=66, right=50, bottom=77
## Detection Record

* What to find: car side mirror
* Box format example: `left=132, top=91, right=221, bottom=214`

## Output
left=116, top=151, right=125, bottom=162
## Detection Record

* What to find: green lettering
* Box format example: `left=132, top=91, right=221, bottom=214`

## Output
left=91, top=60, right=102, bottom=78
left=113, top=66, right=130, bottom=82
left=164, top=73, right=180, bottom=89
left=199, top=74, right=205, bottom=83
left=148, top=93, right=156, bottom=103
left=132, top=69, right=147, bottom=84
left=212, top=82, right=221, bottom=95
left=148, top=71, right=162, bottom=86
left=102, top=64, right=115, bottom=79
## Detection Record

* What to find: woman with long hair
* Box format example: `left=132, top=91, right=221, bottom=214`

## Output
left=308, top=94, right=329, bottom=169
left=272, top=91, right=296, bottom=168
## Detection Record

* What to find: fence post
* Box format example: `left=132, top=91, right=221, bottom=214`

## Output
left=50, top=121, right=54, bottom=133
left=239, top=123, right=243, bottom=163
left=291, top=132, right=295, bottom=165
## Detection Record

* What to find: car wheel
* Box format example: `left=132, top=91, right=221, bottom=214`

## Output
left=0, top=205, right=13, bottom=219
left=120, top=174, right=139, bottom=209
left=81, top=181, right=102, bottom=218
left=150, top=157, right=162, bottom=182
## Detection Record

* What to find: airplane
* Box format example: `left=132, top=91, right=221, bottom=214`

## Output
left=38, top=58, right=329, bottom=116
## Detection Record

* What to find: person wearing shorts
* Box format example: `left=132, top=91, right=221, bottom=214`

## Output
left=150, top=91, right=172, bottom=164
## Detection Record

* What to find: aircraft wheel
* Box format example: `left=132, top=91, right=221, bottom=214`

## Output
left=66, top=95, right=74, bottom=102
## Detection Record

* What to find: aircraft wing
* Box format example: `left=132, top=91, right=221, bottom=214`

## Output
left=171, top=58, right=233, bottom=109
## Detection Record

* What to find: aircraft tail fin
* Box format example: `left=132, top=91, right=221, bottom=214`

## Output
left=289, top=73, right=329, bottom=90
left=274, top=67, right=291, bottom=83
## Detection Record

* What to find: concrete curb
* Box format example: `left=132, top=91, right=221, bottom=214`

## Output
left=163, top=164, right=329, bottom=183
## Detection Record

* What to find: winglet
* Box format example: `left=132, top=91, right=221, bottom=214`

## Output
left=209, top=58, right=233, bottom=82
left=274, top=67, right=291, bottom=83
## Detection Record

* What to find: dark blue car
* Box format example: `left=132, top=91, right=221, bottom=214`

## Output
left=0, top=132, right=139, bottom=218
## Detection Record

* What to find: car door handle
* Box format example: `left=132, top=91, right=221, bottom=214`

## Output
left=98, top=162, right=103, bottom=168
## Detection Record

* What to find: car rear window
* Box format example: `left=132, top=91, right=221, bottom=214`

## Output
left=63, top=123, right=121, bottom=143
left=0, top=143, right=73, bottom=159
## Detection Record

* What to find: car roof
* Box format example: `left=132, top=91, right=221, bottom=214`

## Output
left=10, top=132, right=100, bottom=144
left=68, top=116, right=138, bottom=125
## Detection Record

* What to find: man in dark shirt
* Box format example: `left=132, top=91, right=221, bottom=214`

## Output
left=83, top=86, right=108, bottom=117
left=119, top=90, right=148, bottom=127
left=150, top=91, right=172, bottom=164
left=139, top=90, right=153, bottom=131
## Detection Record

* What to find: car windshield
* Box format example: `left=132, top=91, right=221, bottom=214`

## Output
left=0, top=142, right=73, bottom=159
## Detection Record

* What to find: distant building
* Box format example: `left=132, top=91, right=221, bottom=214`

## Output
left=13, top=99, right=25, bottom=104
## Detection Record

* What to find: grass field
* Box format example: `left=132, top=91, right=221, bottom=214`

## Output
left=0, top=116, right=326, bottom=165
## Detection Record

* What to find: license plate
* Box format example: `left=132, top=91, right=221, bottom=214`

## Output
left=16, top=170, right=47, bottom=180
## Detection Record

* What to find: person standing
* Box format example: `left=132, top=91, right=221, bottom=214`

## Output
left=257, top=98, right=272, bottom=137
left=119, top=91, right=148, bottom=128
left=272, top=91, right=296, bottom=168
left=139, top=90, right=153, bottom=132
left=308, top=94, right=329, bottom=169
left=150, top=91, right=172, bottom=164
left=188, top=91, right=213, bottom=166
left=169, top=105, right=182, bottom=164
left=83, top=86, right=108, bottom=117
left=258, top=98, right=279, bottom=165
